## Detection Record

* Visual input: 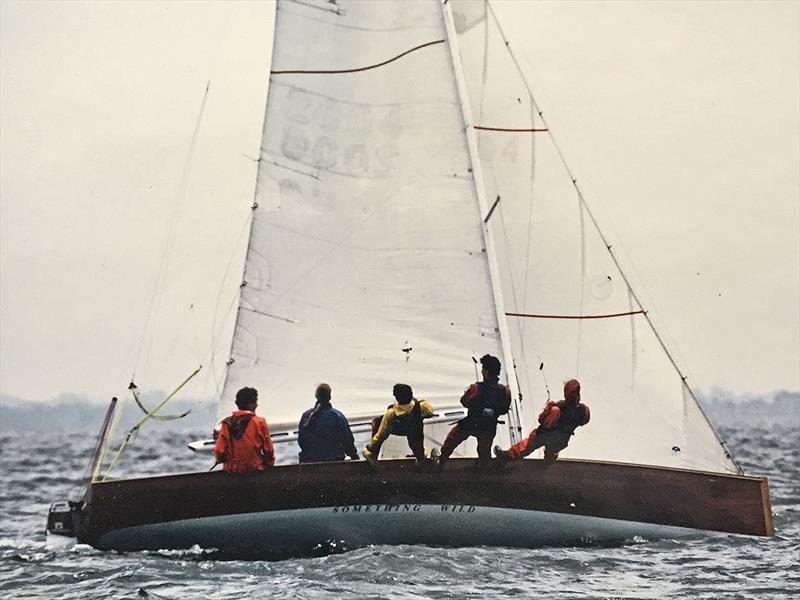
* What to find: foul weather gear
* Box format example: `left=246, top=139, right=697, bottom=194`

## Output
left=298, top=403, right=358, bottom=463
left=505, top=379, right=590, bottom=461
left=214, top=410, right=274, bottom=473
left=438, top=380, right=512, bottom=464
left=365, top=398, right=434, bottom=461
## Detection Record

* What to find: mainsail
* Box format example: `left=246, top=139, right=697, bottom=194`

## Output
left=218, top=0, right=517, bottom=451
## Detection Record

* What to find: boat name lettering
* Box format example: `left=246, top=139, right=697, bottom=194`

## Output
left=332, top=504, right=421, bottom=513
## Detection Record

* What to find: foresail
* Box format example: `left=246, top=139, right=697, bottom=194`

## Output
left=450, top=0, right=739, bottom=474
left=219, top=0, right=508, bottom=438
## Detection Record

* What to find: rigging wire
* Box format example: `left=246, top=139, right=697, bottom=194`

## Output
left=131, top=81, right=212, bottom=383
left=485, top=0, right=742, bottom=474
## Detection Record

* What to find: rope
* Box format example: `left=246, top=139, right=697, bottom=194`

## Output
left=271, top=40, right=445, bottom=75
left=102, top=367, right=202, bottom=480
left=131, top=81, right=212, bottom=381
left=506, top=310, right=646, bottom=320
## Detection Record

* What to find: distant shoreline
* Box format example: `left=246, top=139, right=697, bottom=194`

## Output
left=1, top=390, right=797, bottom=434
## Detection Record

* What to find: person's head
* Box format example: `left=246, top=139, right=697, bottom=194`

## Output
left=392, top=383, right=413, bottom=404
left=480, top=354, right=501, bottom=380
left=235, top=387, right=258, bottom=411
left=315, top=383, right=331, bottom=404
left=564, top=379, right=581, bottom=404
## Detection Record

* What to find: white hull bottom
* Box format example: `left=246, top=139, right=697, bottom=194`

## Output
left=97, top=504, right=703, bottom=555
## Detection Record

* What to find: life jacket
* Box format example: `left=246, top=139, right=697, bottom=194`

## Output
left=553, top=401, right=588, bottom=435
left=390, top=399, right=423, bottom=439
left=461, top=382, right=508, bottom=433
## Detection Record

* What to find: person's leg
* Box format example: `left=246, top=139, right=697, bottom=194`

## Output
left=407, top=436, right=426, bottom=462
left=543, top=433, right=571, bottom=462
left=476, top=430, right=494, bottom=461
left=439, top=425, right=469, bottom=461
left=506, top=428, right=544, bottom=460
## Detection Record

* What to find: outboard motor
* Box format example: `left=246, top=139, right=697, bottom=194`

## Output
left=46, top=500, right=83, bottom=539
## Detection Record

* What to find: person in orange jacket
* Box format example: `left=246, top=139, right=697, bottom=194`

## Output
left=494, top=378, right=589, bottom=464
left=214, top=387, right=275, bottom=473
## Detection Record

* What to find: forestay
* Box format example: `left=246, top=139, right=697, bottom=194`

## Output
left=218, top=0, right=511, bottom=449
left=450, top=0, right=738, bottom=474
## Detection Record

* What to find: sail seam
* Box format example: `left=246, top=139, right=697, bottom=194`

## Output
left=474, top=126, right=548, bottom=132
left=271, top=39, right=445, bottom=75
left=506, top=310, right=646, bottom=320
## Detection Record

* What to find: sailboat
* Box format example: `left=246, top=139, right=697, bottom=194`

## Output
left=47, top=0, right=772, bottom=557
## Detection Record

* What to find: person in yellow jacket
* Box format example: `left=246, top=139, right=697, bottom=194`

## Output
left=362, top=383, right=434, bottom=465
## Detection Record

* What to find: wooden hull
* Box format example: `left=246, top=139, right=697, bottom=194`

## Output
left=78, top=458, right=773, bottom=558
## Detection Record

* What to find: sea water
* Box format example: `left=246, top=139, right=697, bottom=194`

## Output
left=0, top=421, right=797, bottom=599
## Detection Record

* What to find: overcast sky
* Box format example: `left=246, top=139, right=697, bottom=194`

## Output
left=1, top=0, right=798, bottom=404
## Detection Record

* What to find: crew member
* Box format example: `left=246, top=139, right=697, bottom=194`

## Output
left=363, top=383, right=434, bottom=465
left=494, top=378, right=590, bottom=463
left=298, top=383, right=359, bottom=463
left=214, top=387, right=274, bottom=473
left=433, top=354, right=511, bottom=469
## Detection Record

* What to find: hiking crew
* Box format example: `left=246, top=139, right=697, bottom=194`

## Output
left=433, top=354, right=511, bottom=469
left=363, top=383, right=434, bottom=465
left=495, top=379, right=590, bottom=463
left=214, top=387, right=275, bottom=473
left=298, top=383, right=359, bottom=463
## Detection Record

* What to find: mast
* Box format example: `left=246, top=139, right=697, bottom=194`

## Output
left=441, top=0, right=524, bottom=444
left=216, top=0, right=279, bottom=426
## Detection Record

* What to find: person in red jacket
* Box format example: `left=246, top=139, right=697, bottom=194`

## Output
left=214, top=387, right=275, bottom=473
left=432, top=354, right=512, bottom=469
left=494, top=378, right=589, bottom=464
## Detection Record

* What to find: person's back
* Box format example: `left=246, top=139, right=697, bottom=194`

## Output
left=298, top=384, right=358, bottom=463
left=214, top=387, right=274, bottom=473
left=362, top=383, right=434, bottom=465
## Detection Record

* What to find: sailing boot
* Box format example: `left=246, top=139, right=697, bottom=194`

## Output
left=429, top=447, right=442, bottom=472
left=493, top=445, right=510, bottom=465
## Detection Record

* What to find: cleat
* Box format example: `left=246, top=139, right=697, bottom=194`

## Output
left=362, top=448, right=378, bottom=466
left=493, top=445, right=510, bottom=464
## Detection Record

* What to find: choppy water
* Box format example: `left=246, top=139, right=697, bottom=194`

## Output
left=1, top=422, right=797, bottom=599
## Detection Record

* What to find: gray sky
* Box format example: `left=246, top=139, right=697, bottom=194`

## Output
left=1, top=0, right=798, bottom=404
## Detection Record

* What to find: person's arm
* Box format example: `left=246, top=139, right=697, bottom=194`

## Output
left=214, top=425, right=229, bottom=464
left=460, top=384, right=479, bottom=408
left=369, top=408, right=395, bottom=446
left=340, top=414, right=359, bottom=459
left=297, top=412, right=308, bottom=451
left=538, top=402, right=560, bottom=428
left=260, top=420, right=275, bottom=467
left=499, top=387, right=512, bottom=415
left=418, top=399, right=435, bottom=418
left=581, top=404, right=591, bottom=426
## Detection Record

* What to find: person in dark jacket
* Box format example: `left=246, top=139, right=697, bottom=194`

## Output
left=494, top=378, right=590, bottom=463
left=362, top=383, right=435, bottom=465
left=432, top=354, right=511, bottom=469
left=298, top=383, right=359, bottom=463
left=214, top=387, right=274, bottom=473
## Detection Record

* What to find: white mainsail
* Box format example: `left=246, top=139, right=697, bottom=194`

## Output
left=218, top=0, right=514, bottom=451
left=450, top=0, right=738, bottom=474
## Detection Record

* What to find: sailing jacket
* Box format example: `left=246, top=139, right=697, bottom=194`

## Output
left=459, top=381, right=512, bottom=433
left=537, top=381, right=590, bottom=436
left=298, top=404, right=358, bottom=462
left=371, top=398, right=434, bottom=444
left=214, top=410, right=275, bottom=473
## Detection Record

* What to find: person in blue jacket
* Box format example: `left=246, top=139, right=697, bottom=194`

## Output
left=298, top=383, right=359, bottom=463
